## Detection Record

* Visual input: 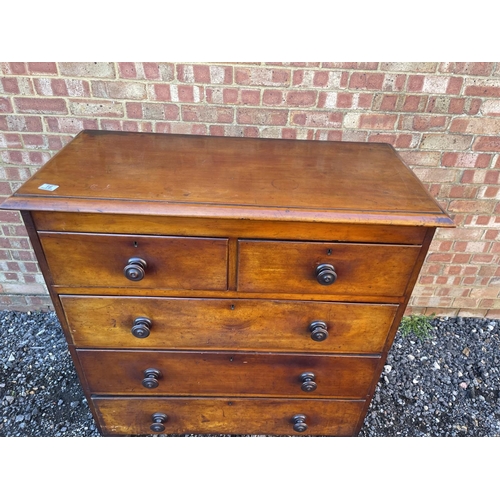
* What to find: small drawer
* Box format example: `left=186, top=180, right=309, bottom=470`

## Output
left=39, top=232, right=228, bottom=291
left=93, top=396, right=367, bottom=436
left=77, top=349, right=380, bottom=399
left=237, top=239, right=421, bottom=298
left=62, top=295, right=397, bottom=353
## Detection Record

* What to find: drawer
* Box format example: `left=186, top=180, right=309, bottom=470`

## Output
left=77, top=350, right=380, bottom=399
left=62, top=295, right=398, bottom=353
left=39, top=232, right=228, bottom=291
left=93, top=396, right=367, bottom=436
left=237, top=240, right=421, bottom=297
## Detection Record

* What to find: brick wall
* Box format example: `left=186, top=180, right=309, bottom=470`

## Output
left=1, top=62, right=499, bottom=317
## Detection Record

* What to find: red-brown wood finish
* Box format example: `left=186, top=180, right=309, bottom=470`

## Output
left=93, top=397, right=367, bottom=436
left=0, top=131, right=454, bottom=436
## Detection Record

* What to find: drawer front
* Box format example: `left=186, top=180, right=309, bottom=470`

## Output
left=93, top=396, right=366, bottom=436
left=78, top=350, right=380, bottom=399
left=62, top=295, right=397, bottom=353
left=237, top=240, right=420, bottom=297
left=39, top=232, right=228, bottom=290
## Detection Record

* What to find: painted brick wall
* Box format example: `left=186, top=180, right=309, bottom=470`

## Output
left=1, top=62, right=499, bottom=317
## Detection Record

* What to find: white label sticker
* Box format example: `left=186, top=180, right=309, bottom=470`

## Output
left=38, top=183, right=59, bottom=192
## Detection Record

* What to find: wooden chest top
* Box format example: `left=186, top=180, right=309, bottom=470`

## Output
left=2, top=130, right=453, bottom=227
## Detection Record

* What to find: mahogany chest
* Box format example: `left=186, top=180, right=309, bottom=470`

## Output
left=0, top=130, right=453, bottom=436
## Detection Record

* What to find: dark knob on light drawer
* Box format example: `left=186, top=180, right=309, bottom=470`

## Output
left=300, top=372, right=317, bottom=392
left=315, top=263, right=337, bottom=285
left=124, top=257, right=147, bottom=281
left=131, top=317, right=152, bottom=338
left=309, top=321, right=328, bottom=342
left=292, top=414, right=308, bottom=433
left=150, top=412, right=168, bottom=432
left=142, top=368, right=162, bottom=389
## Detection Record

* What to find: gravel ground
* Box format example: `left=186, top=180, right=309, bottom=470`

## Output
left=1, top=310, right=499, bottom=437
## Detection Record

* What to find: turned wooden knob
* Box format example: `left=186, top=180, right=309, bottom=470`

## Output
left=292, top=414, right=308, bottom=433
left=309, top=321, right=328, bottom=342
left=315, top=263, right=337, bottom=285
left=150, top=412, right=168, bottom=432
left=131, top=317, right=152, bottom=338
left=124, top=257, right=147, bottom=281
left=142, top=368, right=162, bottom=389
left=300, top=372, right=317, bottom=392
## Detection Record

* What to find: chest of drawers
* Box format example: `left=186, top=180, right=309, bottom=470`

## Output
left=1, top=130, right=453, bottom=436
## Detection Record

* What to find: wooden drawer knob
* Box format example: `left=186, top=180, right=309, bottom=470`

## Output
left=142, top=368, right=162, bottom=389
left=131, top=317, right=152, bottom=338
left=292, top=414, right=308, bottom=433
left=309, top=321, right=328, bottom=342
left=300, top=372, right=317, bottom=392
left=150, top=412, right=168, bottom=432
left=124, top=257, right=147, bottom=281
left=315, top=263, right=337, bottom=285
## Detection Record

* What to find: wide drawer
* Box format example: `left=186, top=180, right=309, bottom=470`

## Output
left=93, top=396, right=366, bottom=436
left=38, top=232, right=228, bottom=290
left=237, top=239, right=421, bottom=297
left=78, top=350, right=380, bottom=399
left=61, top=295, right=397, bottom=353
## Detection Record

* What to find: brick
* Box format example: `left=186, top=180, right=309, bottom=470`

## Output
left=1, top=77, right=19, bottom=93
left=439, top=62, right=494, bottom=76
left=45, top=117, right=98, bottom=133
left=118, top=62, right=136, bottom=78
left=447, top=77, right=463, bottom=94
left=69, top=99, right=124, bottom=117
left=1, top=62, right=27, bottom=74
left=22, top=134, right=47, bottom=149
left=14, top=97, right=67, bottom=114
left=473, top=136, right=500, bottom=152
left=380, top=62, right=437, bottom=73
left=177, top=64, right=232, bottom=85
left=182, top=105, right=233, bottom=123
left=33, top=78, right=90, bottom=97
left=27, top=62, right=58, bottom=74
left=412, top=115, right=447, bottom=131
left=412, top=167, right=457, bottom=183
left=349, top=72, right=384, bottom=90
left=0, top=97, right=12, bottom=113
left=407, top=75, right=424, bottom=91
left=262, top=90, right=283, bottom=105
left=448, top=199, right=496, bottom=213
left=167, top=123, right=207, bottom=135
left=59, top=62, right=115, bottom=78
left=286, top=90, right=316, bottom=106
left=91, top=81, right=147, bottom=100
left=465, top=78, right=500, bottom=97
left=420, top=134, right=472, bottom=150
left=235, top=67, right=291, bottom=87
left=237, top=108, right=288, bottom=126
left=442, top=152, right=491, bottom=168
left=2, top=116, right=43, bottom=132
left=126, top=102, right=143, bottom=119
left=141, top=103, right=165, bottom=120
left=481, top=100, right=500, bottom=116
left=382, top=74, right=406, bottom=92
left=169, top=85, right=203, bottom=103
left=359, top=114, right=397, bottom=130
left=263, top=90, right=316, bottom=107
left=207, top=88, right=260, bottom=106
left=402, top=95, right=427, bottom=112
left=450, top=117, right=500, bottom=134
left=479, top=186, right=500, bottom=199
left=322, top=63, right=378, bottom=70
left=291, top=111, right=342, bottom=128
left=425, top=96, right=451, bottom=113
left=446, top=185, right=479, bottom=199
